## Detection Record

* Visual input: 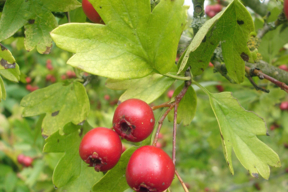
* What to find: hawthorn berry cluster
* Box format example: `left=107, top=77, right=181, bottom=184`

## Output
left=17, top=154, right=33, bottom=167
left=205, top=4, right=222, bottom=18
left=79, top=99, right=175, bottom=192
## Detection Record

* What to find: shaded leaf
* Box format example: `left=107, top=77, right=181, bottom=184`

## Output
left=43, top=122, right=103, bottom=191
left=178, top=0, right=254, bottom=83
left=92, top=147, right=138, bottom=192
left=168, top=84, right=197, bottom=125
left=0, top=76, right=6, bottom=101
left=51, top=0, right=187, bottom=79
left=208, top=92, right=281, bottom=179
left=20, top=82, right=90, bottom=137
left=106, top=74, right=175, bottom=104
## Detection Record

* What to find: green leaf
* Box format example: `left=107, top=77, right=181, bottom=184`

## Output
left=20, top=81, right=90, bottom=137
left=106, top=74, right=175, bottom=104
left=0, top=0, right=34, bottom=42
left=92, top=147, right=138, bottom=192
left=51, top=0, right=187, bottom=79
left=0, top=44, right=20, bottom=82
left=40, top=0, right=81, bottom=12
left=43, top=122, right=103, bottom=191
left=178, top=0, right=254, bottom=83
left=208, top=92, right=281, bottom=179
left=0, top=76, right=6, bottom=101
left=258, top=25, right=288, bottom=64
left=168, top=84, right=197, bottom=126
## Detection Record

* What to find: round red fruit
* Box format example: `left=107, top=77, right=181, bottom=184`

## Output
left=279, top=64, right=288, bottom=72
left=104, top=94, right=110, bottom=101
left=216, top=85, right=224, bottom=92
left=167, top=90, right=174, bottom=98
left=113, top=99, right=155, bottom=142
left=25, top=77, right=32, bottom=84
left=280, top=101, right=288, bottom=110
left=213, top=4, right=222, bottom=12
left=82, top=0, right=103, bottom=23
left=79, top=127, right=122, bottom=172
left=284, top=0, right=288, bottom=19
left=126, top=146, right=175, bottom=192
left=22, top=156, right=33, bottom=167
left=17, top=154, right=25, bottom=164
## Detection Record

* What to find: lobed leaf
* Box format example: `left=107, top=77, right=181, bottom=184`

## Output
left=92, top=147, right=138, bottom=192
left=51, top=0, right=187, bottom=79
left=106, top=74, right=175, bottom=104
left=178, top=0, right=254, bottom=83
left=208, top=92, right=281, bottom=179
left=20, top=81, right=90, bottom=137
left=43, top=122, right=103, bottom=191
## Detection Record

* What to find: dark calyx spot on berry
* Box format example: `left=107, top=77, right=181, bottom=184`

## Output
left=86, top=152, right=104, bottom=172
left=135, top=183, right=156, bottom=192
left=237, top=20, right=244, bottom=25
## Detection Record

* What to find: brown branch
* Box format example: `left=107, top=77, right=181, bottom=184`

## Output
left=245, top=66, right=288, bottom=93
left=175, top=170, right=189, bottom=192
left=172, top=103, right=178, bottom=165
left=151, top=102, right=171, bottom=110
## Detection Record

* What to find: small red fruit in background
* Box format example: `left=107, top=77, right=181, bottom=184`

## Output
left=126, top=146, right=175, bottom=192
left=279, top=64, right=288, bottom=72
left=61, top=74, right=67, bottom=80
left=79, top=127, right=122, bottom=172
left=280, top=101, right=288, bottom=110
left=66, top=70, right=76, bottom=78
left=46, top=59, right=53, bottom=70
left=213, top=4, right=222, bottom=12
left=26, top=85, right=38, bottom=92
left=284, top=0, right=288, bottom=19
left=113, top=99, right=155, bottom=142
left=156, top=142, right=162, bottom=148
left=270, top=123, right=279, bottom=131
left=208, top=62, right=214, bottom=67
left=167, top=90, right=174, bottom=98
left=17, top=154, right=25, bottom=164
left=216, top=85, right=224, bottom=92
left=284, top=143, right=288, bottom=149
left=104, top=94, right=110, bottom=101
left=122, top=144, right=126, bottom=153
left=17, top=154, right=33, bottom=167
left=25, top=77, right=32, bottom=84
left=82, top=0, right=103, bottom=23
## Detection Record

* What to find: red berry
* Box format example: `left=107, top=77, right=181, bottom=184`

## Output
left=32, top=86, right=39, bottom=91
left=25, top=77, right=32, bottom=84
left=284, top=143, right=288, bottom=149
left=209, top=62, right=214, bottom=67
left=216, top=85, right=224, bottom=92
left=46, top=74, right=53, bottom=81
left=284, top=0, right=288, bottom=19
left=26, top=84, right=33, bottom=92
left=113, top=99, right=155, bottom=142
left=122, top=144, right=126, bottom=153
left=22, top=156, right=33, bottom=167
left=82, top=0, right=104, bottom=23
left=66, top=71, right=76, bottom=78
left=50, top=76, right=56, bottom=83
left=156, top=142, right=162, bottom=148
left=167, top=90, right=174, bottom=98
left=46, top=60, right=53, bottom=70
left=207, top=11, right=216, bottom=18
left=126, top=146, right=175, bottom=192
left=280, top=101, right=288, bottom=110
left=279, top=64, right=288, bottom=72
left=104, top=94, right=110, bottom=101
left=254, top=183, right=261, bottom=190
left=79, top=127, right=122, bottom=172
left=17, top=154, right=25, bottom=164
left=61, top=74, right=67, bottom=80
left=213, top=4, right=222, bottom=12
left=158, top=133, right=163, bottom=139
left=205, top=5, right=212, bottom=15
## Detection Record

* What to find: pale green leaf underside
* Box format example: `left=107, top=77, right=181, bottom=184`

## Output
left=43, top=123, right=103, bottom=191
left=0, top=76, right=6, bottom=101
left=51, top=0, right=187, bottom=79
left=106, top=74, right=175, bottom=104
left=168, top=84, right=197, bottom=126
left=92, top=147, right=138, bottom=192
left=178, top=0, right=254, bottom=83
left=20, top=82, right=90, bottom=137
left=209, top=92, right=281, bottom=179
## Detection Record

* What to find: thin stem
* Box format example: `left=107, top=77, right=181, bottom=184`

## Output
left=172, top=103, right=178, bottom=165
left=164, top=73, right=191, bottom=81
left=175, top=170, right=189, bottom=192
left=151, top=102, right=172, bottom=110
left=152, top=105, right=174, bottom=146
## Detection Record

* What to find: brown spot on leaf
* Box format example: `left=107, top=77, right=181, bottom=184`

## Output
left=266, top=132, right=270, bottom=136
left=28, top=19, right=35, bottom=24
left=51, top=111, right=59, bottom=116
left=237, top=20, right=244, bottom=25
left=99, top=6, right=102, bottom=9
left=0, top=44, right=7, bottom=51
left=252, top=173, right=259, bottom=178
left=1, top=59, right=16, bottom=69
left=220, top=133, right=224, bottom=140
left=240, top=52, right=249, bottom=62
left=42, top=134, right=48, bottom=139
left=78, top=120, right=85, bottom=126
left=43, top=46, right=52, bottom=54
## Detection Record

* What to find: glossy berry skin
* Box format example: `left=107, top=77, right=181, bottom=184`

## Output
left=285, top=0, right=288, bottom=19
left=79, top=127, right=122, bottom=172
left=82, top=0, right=103, bottom=23
left=167, top=90, right=174, bottom=98
left=126, top=146, right=175, bottom=192
left=113, top=99, right=155, bottom=142
left=22, top=156, right=33, bottom=167
left=280, top=101, right=288, bottom=110
left=17, top=154, right=25, bottom=164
